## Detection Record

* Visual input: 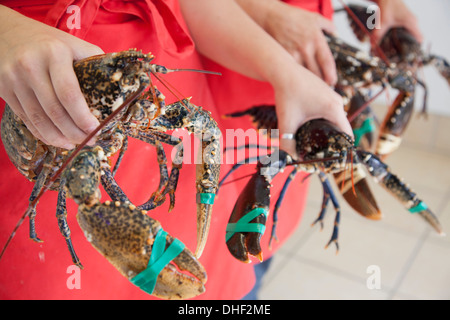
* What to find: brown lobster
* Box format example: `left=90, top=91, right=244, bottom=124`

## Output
left=338, top=3, right=450, bottom=158
left=0, top=49, right=221, bottom=299
left=219, top=107, right=443, bottom=263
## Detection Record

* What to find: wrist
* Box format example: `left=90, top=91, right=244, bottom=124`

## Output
left=236, top=0, right=280, bottom=33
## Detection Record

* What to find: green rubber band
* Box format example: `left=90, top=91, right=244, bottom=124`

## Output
left=225, top=207, right=268, bottom=242
left=130, top=228, right=185, bottom=295
left=196, top=193, right=216, bottom=205
left=353, top=118, right=375, bottom=147
left=408, top=201, right=428, bottom=214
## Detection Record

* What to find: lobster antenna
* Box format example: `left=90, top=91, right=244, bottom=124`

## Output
left=166, top=68, right=222, bottom=76
left=220, top=172, right=255, bottom=187
left=0, top=85, right=147, bottom=263
left=150, top=70, right=193, bottom=112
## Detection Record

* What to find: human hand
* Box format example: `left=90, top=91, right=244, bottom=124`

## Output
left=262, top=2, right=338, bottom=86
left=273, top=64, right=352, bottom=159
left=0, top=6, right=103, bottom=149
left=372, top=0, right=423, bottom=44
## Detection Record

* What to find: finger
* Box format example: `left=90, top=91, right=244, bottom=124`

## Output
left=334, top=112, right=354, bottom=139
left=15, top=85, right=74, bottom=149
left=71, top=43, right=104, bottom=61
left=316, top=39, right=337, bottom=86
left=316, top=15, right=336, bottom=34
left=328, top=106, right=354, bottom=139
left=405, top=23, right=423, bottom=43
left=276, top=105, right=305, bottom=160
left=32, top=70, right=89, bottom=145
left=5, top=94, right=49, bottom=144
left=303, top=46, right=323, bottom=80
left=49, top=52, right=100, bottom=136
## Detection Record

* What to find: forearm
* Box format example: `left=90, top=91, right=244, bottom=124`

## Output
left=234, top=0, right=278, bottom=32
left=178, top=0, right=298, bottom=89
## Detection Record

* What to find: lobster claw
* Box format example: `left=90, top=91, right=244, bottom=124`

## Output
left=356, top=150, right=444, bottom=235
left=77, top=201, right=207, bottom=300
left=333, top=164, right=382, bottom=220
left=226, top=170, right=270, bottom=263
left=376, top=91, right=415, bottom=159
left=225, top=150, right=290, bottom=263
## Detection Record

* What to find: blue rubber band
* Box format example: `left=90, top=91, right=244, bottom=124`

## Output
left=130, top=228, right=185, bottom=294
left=226, top=207, right=269, bottom=242
left=196, top=193, right=216, bottom=205
left=408, top=201, right=428, bottom=214
left=353, top=118, right=375, bottom=147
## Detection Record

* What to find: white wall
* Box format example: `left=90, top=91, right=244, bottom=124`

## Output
left=332, top=0, right=450, bottom=116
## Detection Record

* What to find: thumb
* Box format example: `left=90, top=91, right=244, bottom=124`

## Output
left=71, top=40, right=104, bottom=61
left=317, top=14, right=336, bottom=34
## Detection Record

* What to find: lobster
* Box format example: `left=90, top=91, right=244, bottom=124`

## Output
left=219, top=106, right=443, bottom=263
left=338, top=3, right=450, bottom=158
left=325, top=30, right=418, bottom=221
left=0, top=49, right=221, bottom=299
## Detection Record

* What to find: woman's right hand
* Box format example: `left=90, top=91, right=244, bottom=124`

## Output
left=273, top=64, right=352, bottom=159
left=0, top=5, right=103, bottom=149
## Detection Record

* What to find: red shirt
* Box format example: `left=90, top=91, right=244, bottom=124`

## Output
left=202, top=0, right=333, bottom=262
left=0, top=0, right=254, bottom=300
left=0, top=0, right=333, bottom=300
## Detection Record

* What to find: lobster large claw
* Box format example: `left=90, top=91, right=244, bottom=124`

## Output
left=333, top=165, right=381, bottom=220
left=149, top=99, right=221, bottom=258
left=376, top=90, right=415, bottom=159
left=77, top=202, right=207, bottom=300
left=225, top=150, right=291, bottom=263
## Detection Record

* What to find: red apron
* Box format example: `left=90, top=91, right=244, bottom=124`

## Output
left=0, top=0, right=255, bottom=300
left=202, top=0, right=334, bottom=261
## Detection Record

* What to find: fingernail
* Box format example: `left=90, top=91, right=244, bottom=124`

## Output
left=86, top=124, right=101, bottom=136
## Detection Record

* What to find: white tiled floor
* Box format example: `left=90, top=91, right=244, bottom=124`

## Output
left=258, top=113, right=450, bottom=300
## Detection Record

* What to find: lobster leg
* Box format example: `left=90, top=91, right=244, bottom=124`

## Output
left=28, top=152, right=56, bottom=243
left=314, top=172, right=341, bottom=252
left=357, top=150, right=443, bottom=234
left=159, top=140, right=183, bottom=212
left=100, top=168, right=131, bottom=203
left=125, top=130, right=180, bottom=211
left=56, top=178, right=82, bottom=268
left=112, top=135, right=128, bottom=177
left=427, top=54, right=450, bottom=87
left=269, top=166, right=300, bottom=248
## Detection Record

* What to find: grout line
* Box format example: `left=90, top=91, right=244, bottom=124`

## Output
left=386, top=186, right=450, bottom=300
left=260, top=221, right=319, bottom=288
left=294, top=254, right=394, bottom=295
